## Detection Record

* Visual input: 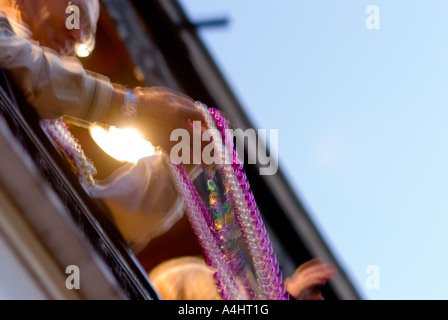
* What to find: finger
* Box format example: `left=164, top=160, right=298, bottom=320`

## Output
left=299, top=269, right=337, bottom=290
left=299, top=262, right=337, bottom=278
left=179, top=106, right=203, bottom=123
left=137, top=87, right=203, bottom=123
left=299, top=265, right=335, bottom=285
left=301, top=274, right=328, bottom=289
left=149, top=86, right=196, bottom=104
left=148, top=105, right=204, bottom=130
left=296, top=258, right=322, bottom=273
left=139, top=86, right=194, bottom=105
left=301, top=265, right=337, bottom=282
left=298, top=263, right=330, bottom=278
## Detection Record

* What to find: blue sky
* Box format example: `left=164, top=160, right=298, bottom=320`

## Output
left=180, top=1, right=448, bottom=300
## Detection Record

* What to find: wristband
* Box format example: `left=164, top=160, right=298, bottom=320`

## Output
left=121, top=88, right=138, bottom=118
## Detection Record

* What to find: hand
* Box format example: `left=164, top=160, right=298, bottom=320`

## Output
left=134, top=87, right=205, bottom=155
left=285, top=258, right=337, bottom=300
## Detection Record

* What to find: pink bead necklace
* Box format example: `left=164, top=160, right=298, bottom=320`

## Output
left=167, top=102, right=289, bottom=300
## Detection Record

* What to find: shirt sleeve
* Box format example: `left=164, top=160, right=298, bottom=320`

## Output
left=0, top=15, right=113, bottom=122
left=90, top=155, right=186, bottom=254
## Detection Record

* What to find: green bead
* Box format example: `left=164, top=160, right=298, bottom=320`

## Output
left=207, top=180, right=216, bottom=191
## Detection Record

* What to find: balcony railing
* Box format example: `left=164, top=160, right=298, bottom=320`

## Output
left=0, top=70, right=160, bottom=300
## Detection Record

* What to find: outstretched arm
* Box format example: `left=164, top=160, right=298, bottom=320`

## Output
left=0, top=14, right=203, bottom=155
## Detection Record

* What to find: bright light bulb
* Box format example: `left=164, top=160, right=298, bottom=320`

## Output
left=75, top=43, right=90, bottom=58
left=90, top=126, right=156, bottom=163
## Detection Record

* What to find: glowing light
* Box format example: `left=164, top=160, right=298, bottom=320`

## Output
left=75, top=43, right=91, bottom=58
left=90, top=126, right=156, bottom=163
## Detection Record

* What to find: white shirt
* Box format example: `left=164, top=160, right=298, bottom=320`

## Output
left=0, top=12, right=112, bottom=122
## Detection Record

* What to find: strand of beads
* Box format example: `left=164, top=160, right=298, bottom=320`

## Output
left=205, top=168, right=257, bottom=300
left=166, top=159, right=243, bottom=300
left=166, top=101, right=288, bottom=300
left=40, top=118, right=97, bottom=190
left=202, top=104, right=288, bottom=300
left=195, top=102, right=271, bottom=299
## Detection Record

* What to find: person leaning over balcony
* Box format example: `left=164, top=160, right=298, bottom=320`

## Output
left=0, top=0, right=204, bottom=253
left=0, top=0, right=202, bottom=152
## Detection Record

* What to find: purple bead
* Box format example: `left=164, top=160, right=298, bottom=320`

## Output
left=240, top=182, right=250, bottom=191
left=260, top=237, right=268, bottom=246
left=252, top=215, right=262, bottom=225
left=256, top=227, right=266, bottom=237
